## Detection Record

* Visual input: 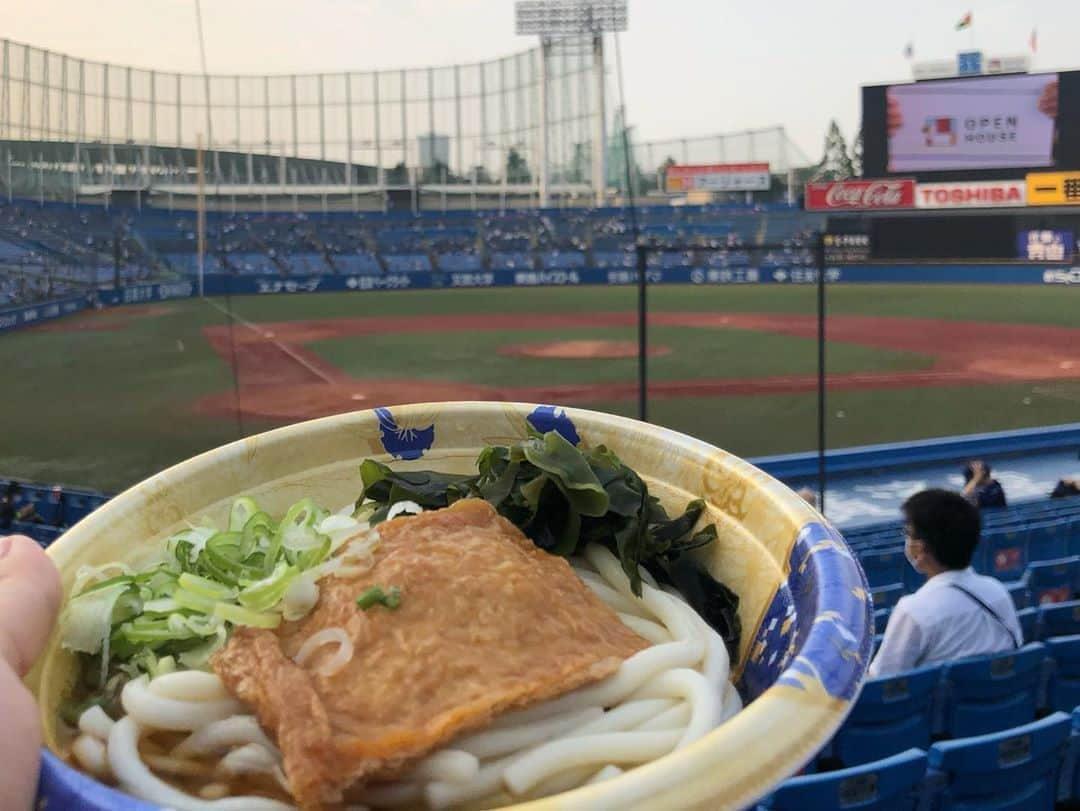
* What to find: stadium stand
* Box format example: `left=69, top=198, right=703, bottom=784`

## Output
left=0, top=200, right=824, bottom=302
left=758, top=748, right=930, bottom=810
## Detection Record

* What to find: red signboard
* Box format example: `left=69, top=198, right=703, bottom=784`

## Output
left=666, top=162, right=771, bottom=193
left=805, top=178, right=917, bottom=210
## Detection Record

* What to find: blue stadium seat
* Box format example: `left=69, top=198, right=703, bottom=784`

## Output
left=1028, top=521, right=1068, bottom=563
left=1006, top=580, right=1032, bottom=611
left=34, top=495, right=61, bottom=526
left=903, top=561, right=925, bottom=593
left=1037, top=600, right=1080, bottom=639
left=759, top=749, right=929, bottom=811
left=926, top=712, right=1070, bottom=811
left=874, top=608, right=892, bottom=636
left=1067, top=518, right=1080, bottom=557
left=827, top=664, right=942, bottom=767
left=861, top=549, right=906, bottom=590
left=1044, top=635, right=1080, bottom=713
left=939, top=644, right=1045, bottom=738
left=871, top=584, right=904, bottom=612
left=63, top=493, right=95, bottom=525
left=1026, top=557, right=1080, bottom=605
left=1017, top=607, right=1038, bottom=644
left=983, top=529, right=1028, bottom=581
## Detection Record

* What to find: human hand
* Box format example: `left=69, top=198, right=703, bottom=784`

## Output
left=970, top=460, right=989, bottom=485
left=0, top=535, right=61, bottom=810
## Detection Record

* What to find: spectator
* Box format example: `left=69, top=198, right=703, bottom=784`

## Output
left=0, top=483, right=38, bottom=531
left=46, top=486, right=66, bottom=528
left=962, top=459, right=1007, bottom=509
left=868, top=489, right=1021, bottom=678
left=1050, top=478, right=1080, bottom=499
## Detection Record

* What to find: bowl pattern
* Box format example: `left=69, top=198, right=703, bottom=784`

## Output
left=33, top=402, right=872, bottom=811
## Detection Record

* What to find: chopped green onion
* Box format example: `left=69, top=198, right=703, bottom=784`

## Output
left=172, top=587, right=219, bottom=615
left=177, top=572, right=238, bottom=602
left=356, top=585, right=403, bottom=611
left=213, top=602, right=282, bottom=629
left=140, top=598, right=181, bottom=615
left=238, top=562, right=300, bottom=612
left=229, top=497, right=260, bottom=532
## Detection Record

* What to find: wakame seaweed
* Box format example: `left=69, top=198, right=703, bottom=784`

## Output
left=356, top=429, right=741, bottom=663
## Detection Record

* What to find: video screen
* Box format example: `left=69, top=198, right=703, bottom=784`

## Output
left=886, top=74, right=1058, bottom=172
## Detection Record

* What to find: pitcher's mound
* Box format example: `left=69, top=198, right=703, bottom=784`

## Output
left=499, top=340, right=671, bottom=359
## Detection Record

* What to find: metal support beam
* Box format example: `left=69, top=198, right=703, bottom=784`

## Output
left=538, top=39, right=550, bottom=207
left=591, top=34, right=606, bottom=206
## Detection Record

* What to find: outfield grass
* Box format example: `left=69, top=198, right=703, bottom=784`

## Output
left=0, top=284, right=1075, bottom=492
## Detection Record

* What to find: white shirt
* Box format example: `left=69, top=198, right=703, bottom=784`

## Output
left=868, top=567, right=1022, bottom=679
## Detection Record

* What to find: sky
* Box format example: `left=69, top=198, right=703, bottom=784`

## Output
left=4, top=0, right=1080, bottom=162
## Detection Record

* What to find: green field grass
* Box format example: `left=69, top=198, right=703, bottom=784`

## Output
left=1, top=284, right=1075, bottom=492
left=308, top=325, right=932, bottom=387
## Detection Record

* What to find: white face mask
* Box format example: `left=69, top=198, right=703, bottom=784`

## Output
left=904, top=540, right=921, bottom=574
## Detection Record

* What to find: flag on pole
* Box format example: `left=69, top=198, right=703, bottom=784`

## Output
left=903, top=41, right=914, bottom=59
left=955, top=12, right=973, bottom=31
left=1030, top=28, right=1038, bottom=53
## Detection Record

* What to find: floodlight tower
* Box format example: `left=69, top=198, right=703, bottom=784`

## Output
left=516, top=0, right=627, bottom=207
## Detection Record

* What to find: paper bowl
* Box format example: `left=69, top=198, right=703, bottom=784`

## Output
left=31, top=402, right=872, bottom=810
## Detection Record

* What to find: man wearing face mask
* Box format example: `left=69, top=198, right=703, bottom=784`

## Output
left=868, top=489, right=1022, bottom=679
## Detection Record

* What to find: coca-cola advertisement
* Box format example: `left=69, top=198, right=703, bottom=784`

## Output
left=805, top=179, right=916, bottom=210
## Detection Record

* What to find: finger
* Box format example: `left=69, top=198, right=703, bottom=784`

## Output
left=0, top=535, right=62, bottom=677
left=0, top=661, right=41, bottom=811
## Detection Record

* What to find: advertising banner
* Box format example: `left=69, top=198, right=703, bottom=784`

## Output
left=665, top=163, right=770, bottom=193
left=915, top=180, right=1026, bottom=208
left=805, top=179, right=916, bottom=210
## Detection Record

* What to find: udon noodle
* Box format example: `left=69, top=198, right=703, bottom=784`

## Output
left=70, top=544, right=741, bottom=810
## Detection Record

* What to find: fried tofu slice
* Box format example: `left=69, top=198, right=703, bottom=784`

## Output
left=212, top=498, right=648, bottom=810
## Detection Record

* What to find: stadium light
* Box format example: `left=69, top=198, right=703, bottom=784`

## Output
left=515, top=0, right=628, bottom=37
left=515, top=1, right=626, bottom=206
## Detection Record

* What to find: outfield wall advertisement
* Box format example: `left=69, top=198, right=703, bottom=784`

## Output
left=0, top=265, right=1071, bottom=334
left=0, top=295, right=87, bottom=334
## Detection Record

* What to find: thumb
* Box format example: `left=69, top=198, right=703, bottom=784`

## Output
left=0, top=535, right=61, bottom=677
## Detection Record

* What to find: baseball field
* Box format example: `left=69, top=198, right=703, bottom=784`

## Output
left=6, top=283, right=1079, bottom=492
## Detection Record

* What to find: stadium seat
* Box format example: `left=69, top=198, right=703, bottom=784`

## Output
left=939, top=644, right=1046, bottom=739
left=759, top=748, right=929, bottom=811
left=871, top=584, right=905, bottom=612
left=861, top=549, right=907, bottom=590
left=827, top=664, right=942, bottom=767
left=874, top=608, right=892, bottom=635
left=1044, top=635, right=1080, bottom=713
left=983, top=529, right=1028, bottom=581
left=1006, top=580, right=1032, bottom=611
left=63, top=493, right=95, bottom=525
left=1026, top=557, right=1080, bottom=605
left=926, top=712, right=1070, bottom=811
left=1029, top=521, right=1069, bottom=563
left=1017, top=607, right=1038, bottom=644
left=1037, top=600, right=1080, bottom=640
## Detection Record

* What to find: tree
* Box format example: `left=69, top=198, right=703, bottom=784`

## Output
left=851, top=129, right=864, bottom=178
left=811, top=120, right=854, bottom=182
left=385, top=162, right=410, bottom=185
left=506, top=149, right=531, bottom=184
left=569, top=143, right=589, bottom=184
left=658, top=155, right=677, bottom=192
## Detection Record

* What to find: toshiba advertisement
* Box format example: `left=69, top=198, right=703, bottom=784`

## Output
left=914, top=180, right=1026, bottom=208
